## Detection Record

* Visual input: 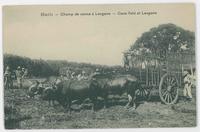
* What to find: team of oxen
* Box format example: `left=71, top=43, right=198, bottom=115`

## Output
left=27, top=73, right=141, bottom=113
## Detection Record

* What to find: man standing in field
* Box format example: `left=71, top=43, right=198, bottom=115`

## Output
left=94, top=68, right=100, bottom=75
left=123, top=53, right=130, bottom=70
left=22, top=68, right=28, bottom=79
left=91, top=68, right=101, bottom=80
left=82, top=70, right=88, bottom=80
left=77, top=70, right=87, bottom=80
left=183, top=70, right=192, bottom=101
left=4, top=66, right=13, bottom=89
left=22, top=68, right=25, bottom=74
left=15, top=66, right=23, bottom=88
left=77, top=72, right=83, bottom=81
left=71, top=72, right=76, bottom=79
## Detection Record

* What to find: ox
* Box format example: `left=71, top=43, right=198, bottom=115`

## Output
left=43, top=78, right=100, bottom=113
left=91, top=73, right=140, bottom=110
left=42, top=74, right=140, bottom=112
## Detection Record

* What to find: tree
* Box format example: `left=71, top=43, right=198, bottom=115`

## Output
left=129, top=23, right=195, bottom=57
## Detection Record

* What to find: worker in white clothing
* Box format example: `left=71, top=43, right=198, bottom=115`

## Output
left=183, top=70, right=192, bottom=101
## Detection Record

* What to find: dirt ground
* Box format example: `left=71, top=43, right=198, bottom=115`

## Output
left=4, top=80, right=196, bottom=129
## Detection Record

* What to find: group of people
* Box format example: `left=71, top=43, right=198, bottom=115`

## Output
left=60, top=68, right=101, bottom=81
left=4, top=66, right=28, bottom=89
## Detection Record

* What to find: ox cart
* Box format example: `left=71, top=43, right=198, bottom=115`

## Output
left=124, top=51, right=195, bottom=104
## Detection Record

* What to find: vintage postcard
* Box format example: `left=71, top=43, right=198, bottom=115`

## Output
left=2, top=3, right=196, bottom=129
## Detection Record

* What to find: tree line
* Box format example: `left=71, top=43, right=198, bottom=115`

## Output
left=3, top=54, right=124, bottom=78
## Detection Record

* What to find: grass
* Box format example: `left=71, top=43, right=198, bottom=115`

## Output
left=4, top=79, right=196, bottom=129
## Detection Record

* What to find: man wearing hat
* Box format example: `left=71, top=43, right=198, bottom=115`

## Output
left=82, top=70, right=88, bottom=80
left=71, top=72, right=76, bottom=79
left=4, top=66, right=12, bottom=89
left=22, top=68, right=28, bottom=79
left=91, top=68, right=101, bottom=79
left=183, top=70, right=192, bottom=101
left=21, top=68, right=25, bottom=78
left=94, top=68, right=100, bottom=75
left=15, top=66, right=23, bottom=88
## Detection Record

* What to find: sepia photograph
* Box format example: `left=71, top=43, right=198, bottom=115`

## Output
left=2, top=3, right=196, bottom=129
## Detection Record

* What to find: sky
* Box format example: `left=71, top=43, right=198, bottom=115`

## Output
left=3, top=4, right=195, bottom=66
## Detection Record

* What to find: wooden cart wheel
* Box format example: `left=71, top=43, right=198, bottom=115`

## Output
left=159, top=73, right=179, bottom=105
